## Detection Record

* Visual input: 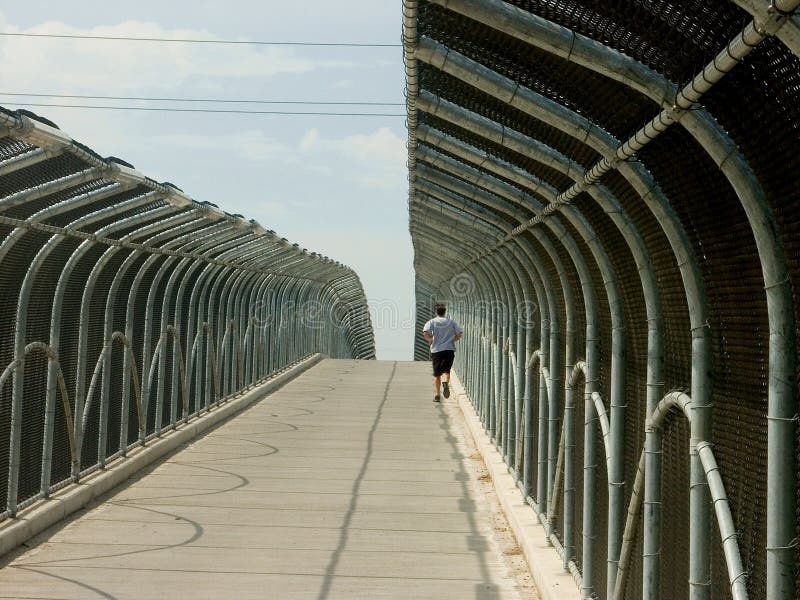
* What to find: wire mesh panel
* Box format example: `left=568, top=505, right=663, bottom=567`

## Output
left=405, top=0, right=800, bottom=598
left=0, top=107, right=375, bottom=523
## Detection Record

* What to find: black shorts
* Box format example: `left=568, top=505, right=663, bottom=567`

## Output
left=431, top=350, right=455, bottom=377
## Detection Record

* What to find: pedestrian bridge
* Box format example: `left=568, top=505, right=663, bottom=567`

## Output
left=2, top=0, right=800, bottom=599
left=0, top=359, right=537, bottom=600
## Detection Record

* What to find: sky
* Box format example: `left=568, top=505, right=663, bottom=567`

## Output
left=0, top=1, right=415, bottom=360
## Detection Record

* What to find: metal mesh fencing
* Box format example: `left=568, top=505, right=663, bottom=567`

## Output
left=0, top=106, right=375, bottom=522
left=406, top=0, right=800, bottom=598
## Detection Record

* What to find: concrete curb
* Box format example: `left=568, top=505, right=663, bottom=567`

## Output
left=0, top=353, right=325, bottom=559
left=451, top=372, right=580, bottom=600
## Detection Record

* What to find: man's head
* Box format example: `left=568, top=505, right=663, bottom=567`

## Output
left=435, top=305, right=446, bottom=317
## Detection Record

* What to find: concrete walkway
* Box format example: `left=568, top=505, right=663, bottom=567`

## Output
left=0, top=360, right=531, bottom=599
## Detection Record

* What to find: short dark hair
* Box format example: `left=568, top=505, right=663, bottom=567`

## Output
left=435, top=305, right=446, bottom=316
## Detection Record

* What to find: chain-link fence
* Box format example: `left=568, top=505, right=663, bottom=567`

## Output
left=0, top=107, right=375, bottom=523
left=406, top=1, right=800, bottom=598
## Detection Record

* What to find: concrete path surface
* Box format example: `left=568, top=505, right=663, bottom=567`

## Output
left=0, top=359, right=534, bottom=599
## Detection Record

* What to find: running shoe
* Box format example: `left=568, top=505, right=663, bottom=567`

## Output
left=442, top=382, right=450, bottom=398
left=433, top=394, right=441, bottom=403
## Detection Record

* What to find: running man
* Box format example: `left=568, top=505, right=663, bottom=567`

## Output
left=422, top=305, right=463, bottom=402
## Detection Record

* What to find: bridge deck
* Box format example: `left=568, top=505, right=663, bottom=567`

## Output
left=0, top=359, right=530, bottom=599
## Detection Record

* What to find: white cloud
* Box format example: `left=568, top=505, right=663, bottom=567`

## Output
left=296, top=126, right=407, bottom=190
left=0, top=18, right=353, bottom=94
left=80, top=124, right=406, bottom=194
left=299, top=128, right=320, bottom=153
left=342, top=127, right=407, bottom=164
left=158, top=130, right=292, bottom=163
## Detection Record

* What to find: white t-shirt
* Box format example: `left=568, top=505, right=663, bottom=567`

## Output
left=423, top=316, right=463, bottom=353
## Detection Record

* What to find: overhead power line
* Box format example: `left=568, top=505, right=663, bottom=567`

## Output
left=0, top=31, right=401, bottom=47
left=0, top=92, right=403, bottom=107
left=14, top=102, right=405, bottom=117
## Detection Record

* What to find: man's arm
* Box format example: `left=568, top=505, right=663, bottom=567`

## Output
left=422, top=320, right=434, bottom=346
left=454, top=332, right=463, bottom=341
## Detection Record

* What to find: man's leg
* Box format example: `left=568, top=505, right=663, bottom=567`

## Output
left=441, top=352, right=454, bottom=398
left=431, top=352, right=443, bottom=402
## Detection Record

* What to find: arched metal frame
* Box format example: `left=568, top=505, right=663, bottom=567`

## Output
left=0, top=109, right=375, bottom=522
left=406, top=1, right=799, bottom=599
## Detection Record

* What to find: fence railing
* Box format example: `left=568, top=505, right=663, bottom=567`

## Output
left=0, top=106, right=375, bottom=520
left=406, top=0, right=800, bottom=598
